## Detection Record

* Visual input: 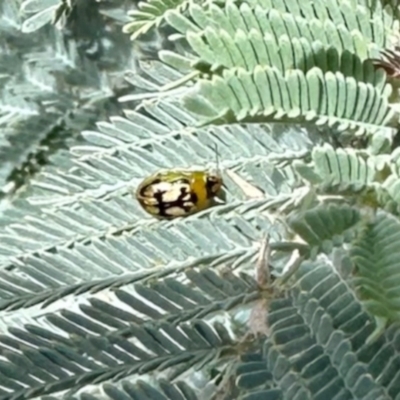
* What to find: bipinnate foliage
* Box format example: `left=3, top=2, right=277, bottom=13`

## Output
left=2, top=1, right=400, bottom=400
left=351, top=212, right=400, bottom=325
left=0, top=0, right=133, bottom=196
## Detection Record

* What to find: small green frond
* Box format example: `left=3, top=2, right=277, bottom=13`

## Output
left=101, top=379, right=199, bottom=400
left=244, top=0, right=396, bottom=37
left=351, top=212, right=400, bottom=328
left=166, top=0, right=390, bottom=59
left=271, top=262, right=390, bottom=398
left=381, top=174, right=400, bottom=207
left=294, top=143, right=379, bottom=192
left=0, top=209, right=286, bottom=309
left=0, top=318, right=233, bottom=399
left=0, top=264, right=258, bottom=329
left=379, top=152, right=400, bottom=208
left=288, top=203, right=361, bottom=254
left=178, top=31, right=386, bottom=87
left=123, top=0, right=189, bottom=41
left=235, top=260, right=400, bottom=398
left=183, top=67, right=394, bottom=132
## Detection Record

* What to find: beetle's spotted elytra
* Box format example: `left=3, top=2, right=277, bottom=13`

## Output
left=136, top=169, right=223, bottom=219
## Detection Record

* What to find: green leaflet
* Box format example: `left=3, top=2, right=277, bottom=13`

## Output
left=351, top=213, right=400, bottom=320
left=184, top=67, right=394, bottom=132
left=289, top=203, right=361, bottom=253
left=306, top=144, right=377, bottom=190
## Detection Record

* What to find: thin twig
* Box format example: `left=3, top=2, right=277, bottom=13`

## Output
left=256, top=234, right=271, bottom=289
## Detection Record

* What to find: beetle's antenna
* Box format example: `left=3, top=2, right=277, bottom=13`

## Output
left=213, top=143, right=220, bottom=175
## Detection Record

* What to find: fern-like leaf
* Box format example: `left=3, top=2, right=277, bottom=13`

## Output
left=166, top=0, right=390, bottom=59
left=289, top=203, right=361, bottom=255
left=351, top=212, right=400, bottom=332
left=294, top=143, right=380, bottom=191
left=183, top=66, right=394, bottom=133
left=123, top=0, right=189, bottom=40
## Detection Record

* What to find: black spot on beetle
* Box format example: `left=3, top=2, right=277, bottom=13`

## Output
left=191, top=192, right=198, bottom=203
